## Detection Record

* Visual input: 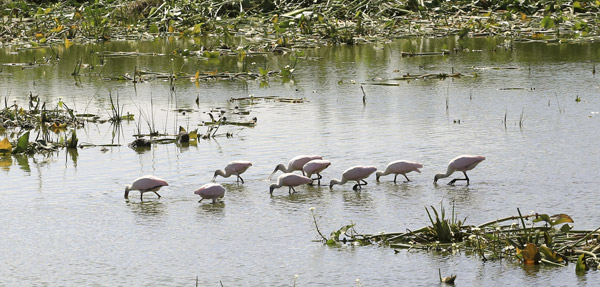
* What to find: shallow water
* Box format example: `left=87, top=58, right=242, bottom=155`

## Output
left=2, top=37, right=600, bottom=286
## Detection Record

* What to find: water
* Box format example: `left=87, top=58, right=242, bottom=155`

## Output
left=1, top=37, right=600, bottom=286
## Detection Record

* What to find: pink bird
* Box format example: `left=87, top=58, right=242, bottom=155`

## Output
left=329, top=166, right=377, bottom=190
left=434, top=155, right=486, bottom=185
left=212, top=161, right=253, bottom=183
left=268, top=155, right=323, bottom=180
left=124, top=175, right=169, bottom=201
left=269, top=173, right=313, bottom=195
left=303, top=159, right=331, bottom=186
left=376, top=160, right=423, bottom=183
left=194, top=183, right=226, bottom=203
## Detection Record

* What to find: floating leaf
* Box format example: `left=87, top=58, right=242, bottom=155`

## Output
left=533, top=214, right=552, bottom=224
left=0, top=138, right=12, bottom=154
left=66, top=130, right=78, bottom=148
left=541, top=16, right=555, bottom=29
left=12, top=131, right=29, bottom=154
left=521, top=243, right=540, bottom=265
left=258, top=67, right=268, bottom=77
left=560, top=224, right=573, bottom=233
left=149, top=23, right=159, bottom=34
left=539, top=244, right=564, bottom=263
left=189, top=129, right=198, bottom=140
left=441, top=275, right=456, bottom=283
left=551, top=214, right=574, bottom=226
left=64, top=38, right=73, bottom=49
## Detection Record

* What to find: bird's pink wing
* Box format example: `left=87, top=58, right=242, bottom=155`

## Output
left=131, top=176, right=168, bottom=190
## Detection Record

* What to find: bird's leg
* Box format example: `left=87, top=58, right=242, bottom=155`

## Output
left=153, top=191, right=161, bottom=198
left=361, top=179, right=368, bottom=185
left=317, top=174, right=322, bottom=186
left=448, top=172, right=469, bottom=185
left=290, top=186, right=297, bottom=194
left=238, top=175, right=244, bottom=184
left=403, top=174, right=411, bottom=183
left=198, top=198, right=203, bottom=203
left=352, top=184, right=359, bottom=191
left=393, top=174, right=398, bottom=184
left=140, top=193, right=144, bottom=201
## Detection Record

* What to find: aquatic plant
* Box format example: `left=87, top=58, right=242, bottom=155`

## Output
left=321, top=205, right=600, bottom=270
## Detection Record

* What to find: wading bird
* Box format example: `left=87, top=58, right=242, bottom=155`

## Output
left=212, top=161, right=253, bottom=183
left=329, top=166, right=377, bottom=190
left=124, top=175, right=169, bottom=201
left=194, top=183, right=226, bottom=203
left=434, top=155, right=485, bottom=185
left=269, top=173, right=313, bottom=195
left=268, top=155, right=323, bottom=180
left=376, top=160, right=423, bottom=183
left=303, top=159, right=331, bottom=186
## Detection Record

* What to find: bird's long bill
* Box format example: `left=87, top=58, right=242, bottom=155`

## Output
left=267, top=167, right=279, bottom=180
left=124, top=188, right=130, bottom=199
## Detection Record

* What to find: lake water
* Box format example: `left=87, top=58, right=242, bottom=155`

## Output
left=1, top=37, right=600, bottom=286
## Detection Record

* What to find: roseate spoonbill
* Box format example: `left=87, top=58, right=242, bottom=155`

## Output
left=269, top=173, right=313, bottom=195
left=194, top=183, right=226, bottom=203
left=434, top=155, right=485, bottom=185
left=268, top=155, right=323, bottom=180
left=376, top=160, right=423, bottom=183
left=124, top=175, right=169, bottom=201
left=212, top=161, right=253, bottom=183
left=303, top=159, right=331, bottom=186
left=329, top=166, right=377, bottom=190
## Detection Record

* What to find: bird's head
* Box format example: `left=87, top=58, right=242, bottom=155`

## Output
left=375, top=171, right=383, bottom=182
left=433, top=174, right=443, bottom=184
left=124, top=185, right=131, bottom=199
left=269, top=184, right=277, bottom=195
left=268, top=164, right=283, bottom=180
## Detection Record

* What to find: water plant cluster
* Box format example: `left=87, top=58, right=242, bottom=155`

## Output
left=0, top=94, right=83, bottom=154
left=2, top=0, right=600, bottom=48
left=315, top=205, right=600, bottom=275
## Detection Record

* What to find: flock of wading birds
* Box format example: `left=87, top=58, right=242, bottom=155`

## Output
left=124, top=155, right=486, bottom=203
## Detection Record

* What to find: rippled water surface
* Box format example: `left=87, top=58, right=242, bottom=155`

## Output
left=2, top=37, right=600, bottom=286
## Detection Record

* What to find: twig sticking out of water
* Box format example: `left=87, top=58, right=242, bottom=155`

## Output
left=555, top=94, right=564, bottom=113
left=519, top=107, right=524, bottom=129
left=361, top=85, right=366, bottom=105
left=71, top=58, right=82, bottom=76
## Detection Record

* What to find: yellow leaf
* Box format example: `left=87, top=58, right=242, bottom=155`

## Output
left=551, top=214, right=574, bottom=225
left=207, top=69, right=218, bottom=76
left=51, top=25, right=64, bottom=33
left=521, top=13, right=527, bottom=21
left=189, top=129, right=198, bottom=140
left=0, top=138, right=12, bottom=153
left=35, top=33, right=44, bottom=39
left=522, top=243, right=540, bottom=265
left=194, top=71, right=200, bottom=81
left=539, top=244, right=564, bottom=263
left=168, top=26, right=175, bottom=33
left=64, top=38, right=73, bottom=49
